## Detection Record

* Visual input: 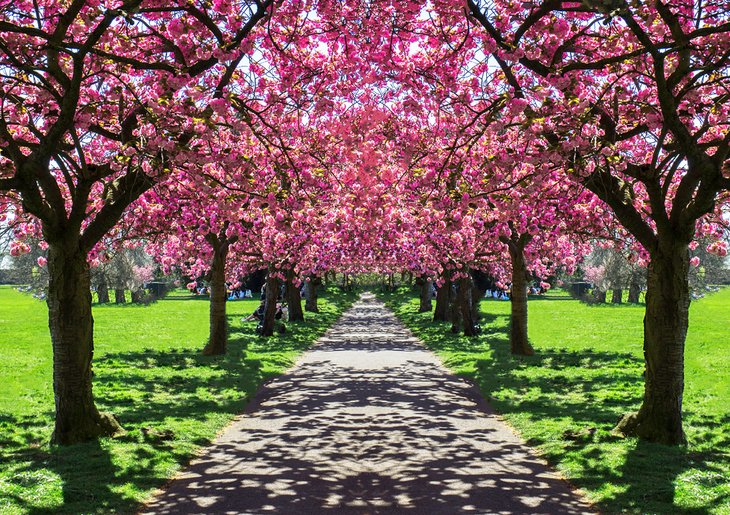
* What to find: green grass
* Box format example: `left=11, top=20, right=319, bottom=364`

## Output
left=0, top=285, right=355, bottom=514
left=382, top=287, right=730, bottom=514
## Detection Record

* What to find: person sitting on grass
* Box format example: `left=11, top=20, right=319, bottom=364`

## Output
left=243, top=301, right=287, bottom=323
left=244, top=301, right=265, bottom=321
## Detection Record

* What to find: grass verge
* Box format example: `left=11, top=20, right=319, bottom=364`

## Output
left=0, top=284, right=355, bottom=514
left=382, top=287, right=730, bottom=514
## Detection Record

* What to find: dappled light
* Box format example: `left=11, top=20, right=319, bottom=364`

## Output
left=144, top=294, right=594, bottom=513
left=0, top=0, right=728, bottom=512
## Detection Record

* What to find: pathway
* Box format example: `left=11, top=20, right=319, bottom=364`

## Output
left=143, top=293, right=594, bottom=514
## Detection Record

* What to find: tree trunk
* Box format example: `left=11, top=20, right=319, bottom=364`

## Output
left=96, top=280, right=109, bottom=304
left=612, top=288, right=623, bottom=304
left=614, top=244, right=689, bottom=445
left=114, top=288, right=126, bottom=304
left=418, top=278, right=432, bottom=312
left=509, top=245, right=534, bottom=356
left=471, top=280, right=484, bottom=323
left=593, top=288, right=606, bottom=304
left=449, top=281, right=461, bottom=333
left=286, top=270, right=304, bottom=322
left=261, top=274, right=280, bottom=337
left=434, top=280, right=450, bottom=322
left=47, top=243, right=122, bottom=445
left=304, top=276, right=321, bottom=312
left=458, top=276, right=478, bottom=337
left=628, top=278, right=642, bottom=303
left=131, top=289, right=144, bottom=303
left=202, top=244, right=228, bottom=356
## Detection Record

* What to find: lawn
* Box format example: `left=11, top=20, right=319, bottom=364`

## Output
left=0, top=284, right=355, bottom=514
left=383, top=287, right=730, bottom=514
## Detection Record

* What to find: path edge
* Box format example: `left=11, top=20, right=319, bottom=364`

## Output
left=135, top=295, right=356, bottom=514
left=377, top=295, right=600, bottom=514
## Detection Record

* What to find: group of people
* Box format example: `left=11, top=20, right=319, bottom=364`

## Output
left=191, top=283, right=253, bottom=300
left=485, top=288, right=510, bottom=301
left=484, top=283, right=547, bottom=300
left=227, top=288, right=253, bottom=300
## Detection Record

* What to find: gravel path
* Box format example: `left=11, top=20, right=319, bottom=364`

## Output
left=143, top=293, right=594, bottom=514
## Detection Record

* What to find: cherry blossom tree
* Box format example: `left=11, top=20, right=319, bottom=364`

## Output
left=466, top=0, right=730, bottom=444
left=0, top=0, right=273, bottom=444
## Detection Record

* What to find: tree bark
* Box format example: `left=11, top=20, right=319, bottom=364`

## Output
left=304, top=276, right=321, bottom=312
left=96, top=280, right=109, bottom=304
left=458, top=276, right=478, bottom=337
left=286, top=270, right=304, bottom=322
left=628, top=277, right=642, bottom=303
left=433, top=280, right=450, bottom=322
left=471, top=279, right=484, bottom=323
left=614, top=244, right=689, bottom=445
left=508, top=244, right=535, bottom=355
left=449, top=281, right=461, bottom=333
left=114, top=288, right=126, bottom=304
left=612, top=288, right=623, bottom=304
left=418, top=277, right=433, bottom=312
left=47, top=243, right=122, bottom=445
left=202, top=242, right=228, bottom=356
left=261, top=273, right=280, bottom=337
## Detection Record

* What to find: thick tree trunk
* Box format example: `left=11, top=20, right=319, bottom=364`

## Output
left=304, top=276, right=321, bottom=312
left=114, top=288, right=126, bottom=304
left=202, top=245, right=228, bottom=356
left=286, top=271, right=304, bottom=322
left=615, top=244, right=689, bottom=445
left=261, top=274, right=280, bottom=337
left=628, top=278, right=642, bottom=303
left=509, top=246, right=534, bottom=356
left=471, top=281, right=484, bottom=323
left=449, top=281, right=461, bottom=333
left=612, top=288, right=623, bottom=304
left=418, top=278, right=432, bottom=312
left=433, top=280, right=450, bottom=322
left=593, top=288, right=607, bottom=304
left=471, top=269, right=490, bottom=322
left=96, top=280, right=109, bottom=304
left=458, top=276, right=478, bottom=337
left=47, top=243, right=122, bottom=445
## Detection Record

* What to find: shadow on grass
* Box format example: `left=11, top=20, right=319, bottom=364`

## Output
left=382, top=291, right=729, bottom=514
left=1, top=291, right=357, bottom=514
left=1, top=336, right=264, bottom=514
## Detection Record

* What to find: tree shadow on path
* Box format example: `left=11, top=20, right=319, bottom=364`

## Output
left=389, top=296, right=729, bottom=514
left=144, top=296, right=595, bottom=514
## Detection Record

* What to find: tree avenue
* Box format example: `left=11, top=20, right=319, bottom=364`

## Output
left=1, top=0, right=728, bottom=448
